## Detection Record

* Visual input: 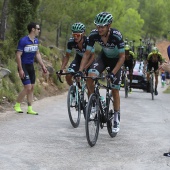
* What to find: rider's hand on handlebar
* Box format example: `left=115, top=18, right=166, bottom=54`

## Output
left=74, top=71, right=83, bottom=78
left=56, top=70, right=63, bottom=75
left=106, top=72, right=116, bottom=83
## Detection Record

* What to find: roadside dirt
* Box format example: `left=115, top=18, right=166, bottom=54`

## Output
left=156, top=40, right=170, bottom=61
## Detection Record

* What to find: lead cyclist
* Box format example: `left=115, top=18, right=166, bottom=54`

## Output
left=76, top=12, right=125, bottom=133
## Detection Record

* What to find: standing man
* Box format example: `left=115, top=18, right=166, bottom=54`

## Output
left=146, top=47, right=163, bottom=95
left=14, top=22, right=47, bottom=115
left=77, top=12, right=125, bottom=133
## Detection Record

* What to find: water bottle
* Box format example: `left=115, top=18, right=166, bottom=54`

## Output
left=100, top=96, right=106, bottom=112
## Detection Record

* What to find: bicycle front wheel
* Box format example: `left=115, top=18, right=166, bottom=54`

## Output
left=67, top=85, right=81, bottom=128
left=106, top=94, right=117, bottom=138
left=85, top=93, right=100, bottom=147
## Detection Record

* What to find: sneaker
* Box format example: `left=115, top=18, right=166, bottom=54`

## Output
left=155, top=89, right=158, bottom=95
left=27, top=106, right=38, bottom=115
left=163, top=152, right=170, bottom=157
left=112, top=121, right=120, bottom=133
left=14, top=103, right=23, bottom=113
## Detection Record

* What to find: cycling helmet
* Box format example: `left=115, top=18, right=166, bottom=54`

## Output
left=125, top=45, right=130, bottom=50
left=71, top=22, right=85, bottom=33
left=152, top=47, right=158, bottom=54
left=94, top=12, right=113, bottom=26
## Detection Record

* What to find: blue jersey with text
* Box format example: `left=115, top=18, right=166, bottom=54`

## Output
left=17, top=36, right=39, bottom=64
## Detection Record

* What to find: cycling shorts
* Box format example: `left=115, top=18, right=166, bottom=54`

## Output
left=124, top=60, right=133, bottom=72
left=147, top=63, right=159, bottom=75
left=88, top=51, right=122, bottom=89
left=67, top=54, right=94, bottom=73
left=19, top=64, right=35, bottom=85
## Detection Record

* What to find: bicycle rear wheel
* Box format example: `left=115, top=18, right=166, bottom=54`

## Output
left=85, top=93, right=99, bottom=147
left=106, top=95, right=117, bottom=138
left=67, top=85, right=81, bottom=128
left=150, top=77, right=154, bottom=100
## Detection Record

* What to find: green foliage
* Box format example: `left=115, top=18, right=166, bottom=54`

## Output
left=10, top=0, right=40, bottom=42
left=163, top=85, right=170, bottom=94
left=0, top=39, right=16, bottom=64
left=39, top=45, right=51, bottom=58
left=0, top=78, right=18, bottom=103
left=7, top=59, right=22, bottom=92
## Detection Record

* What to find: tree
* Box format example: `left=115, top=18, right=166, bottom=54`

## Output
left=10, top=0, right=40, bottom=42
left=0, top=0, right=9, bottom=41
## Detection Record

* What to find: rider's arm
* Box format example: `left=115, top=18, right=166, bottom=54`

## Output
left=84, top=52, right=95, bottom=70
left=79, top=50, right=91, bottom=71
left=79, top=33, right=95, bottom=72
left=61, top=52, right=70, bottom=70
left=112, top=52, right=125, bottom=75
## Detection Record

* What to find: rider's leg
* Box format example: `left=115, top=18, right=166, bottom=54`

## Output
left=86, top=73, right=96, bottom=97
left=66, top=74, right=73, bottom=86
left=155, top=71, right=159, bottom=95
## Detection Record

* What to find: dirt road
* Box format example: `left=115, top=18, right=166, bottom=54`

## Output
left=0, top=82, right=170, bottom=170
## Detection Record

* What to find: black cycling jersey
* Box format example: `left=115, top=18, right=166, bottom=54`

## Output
left=66, top=36, right=94, bottom=57
left=86, top=28, right=124, bottom=58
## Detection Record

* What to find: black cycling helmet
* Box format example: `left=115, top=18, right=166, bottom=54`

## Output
left=71, top=22, right=86, bottom=33
left=94, top=12, right=113, bottom=26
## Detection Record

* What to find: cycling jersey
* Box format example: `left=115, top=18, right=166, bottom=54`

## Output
left=17, top=36, right=39, bottom=64
left=124, top=51, right=136, bottom=71
left=125, top=51, right=136, bottom=61
left=66, top=36, right=95, bottom=57
left=86, top=28, right=124, bottom=58
left=147, top=52, right=163, bottom=73
left=147, top=52, right=163, bottom=63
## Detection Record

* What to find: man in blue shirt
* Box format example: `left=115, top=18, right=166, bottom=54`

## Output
left=14, top=22, right=47, bottom=115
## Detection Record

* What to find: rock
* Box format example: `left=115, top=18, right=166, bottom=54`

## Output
left=42, top=82, right=49, bottom=89
left=0, top=68, right=11, bottom=79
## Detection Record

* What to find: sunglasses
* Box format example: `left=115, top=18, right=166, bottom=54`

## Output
left=72, top=33, right=82, bottom=38
left=96, top=25, right=107, bottom=29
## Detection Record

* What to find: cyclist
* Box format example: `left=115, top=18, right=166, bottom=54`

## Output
left=146, top=47, right=163, bottom=95
left=76, top=12, right=125, bottom=133
left=122, top=44, right=136, bottom=93
left=60, top=22, right=95, bottom=96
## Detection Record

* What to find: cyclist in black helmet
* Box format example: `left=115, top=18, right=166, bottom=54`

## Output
left=60, top=22, right=95, bottom=95
left=77, top=12, right=125, bottom=133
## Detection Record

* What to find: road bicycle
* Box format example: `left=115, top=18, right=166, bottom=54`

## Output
left=56, top=71, right=88, bottom=128
left=85, top=67, right=117, bottom=147
left=121, top=66, right=129, bottom=98
left=149, top=68, right=155, bottom=100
